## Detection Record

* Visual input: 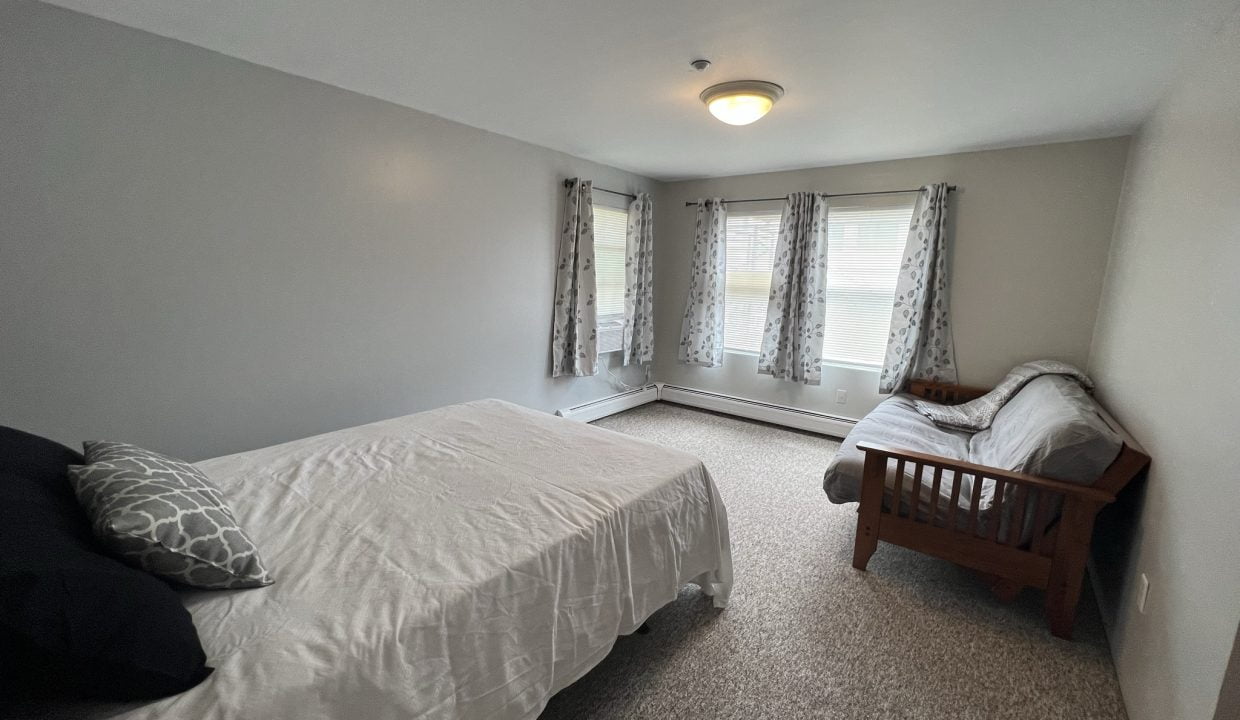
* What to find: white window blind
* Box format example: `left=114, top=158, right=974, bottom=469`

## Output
left=723, top=210, right=782, bottom=353
left=593, top=204, right=628, bottom=354
left=823, top=199, right=915, bottom=366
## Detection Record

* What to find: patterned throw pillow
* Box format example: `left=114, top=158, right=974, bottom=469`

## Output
left=68, top=441, right=273, bottom=590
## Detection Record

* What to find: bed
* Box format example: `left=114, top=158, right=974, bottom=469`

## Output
left=80, top=399, right=732, bottom=719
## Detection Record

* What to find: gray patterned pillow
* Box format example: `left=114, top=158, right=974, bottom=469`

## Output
left=68, top=441, right=273, bottom=590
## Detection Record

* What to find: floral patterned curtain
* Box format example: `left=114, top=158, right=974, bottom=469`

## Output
left=622, top=192, right=655, bottom=365
left=878, top=183, right=957, bottom=393
left=757, top=192, right=829, bottom=385
left=551, top=178, right=598, bottom=377
left=678, top=199, right=728, bottom=367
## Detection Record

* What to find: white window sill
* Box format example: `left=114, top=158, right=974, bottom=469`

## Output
left=721, top=349, right=880, bottom=374
left=823, top=360, right=882, bottom=373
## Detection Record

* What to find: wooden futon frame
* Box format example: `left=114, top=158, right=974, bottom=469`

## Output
left=851, top=381, right=1150, bottom=639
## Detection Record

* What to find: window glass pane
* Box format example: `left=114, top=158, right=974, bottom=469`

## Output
left=823, top=199, right=915, bottom=366
left=593, top=204, right=628, bottom=354
left=723, top=210, right=782, bottom=353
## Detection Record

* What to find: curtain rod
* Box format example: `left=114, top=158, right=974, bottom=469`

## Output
left=563, top=178, right=637, bottom=200
left=681, top=185, right=957, bottom=207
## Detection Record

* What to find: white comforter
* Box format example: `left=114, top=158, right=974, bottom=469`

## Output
left=95, top=399, right=732, bottom=720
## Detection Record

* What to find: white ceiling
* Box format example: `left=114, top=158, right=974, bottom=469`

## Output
left=44, top=0, right=1240, bottom=180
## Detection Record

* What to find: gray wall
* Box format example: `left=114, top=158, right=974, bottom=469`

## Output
left=653, top=138, right=1131, bottom=421
left=0, top=1, right=657, bottom=461
left=1087, top=9, right=1240, bottom=720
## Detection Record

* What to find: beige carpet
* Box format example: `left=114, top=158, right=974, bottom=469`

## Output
left=540, top=402, right=1127, bottom=720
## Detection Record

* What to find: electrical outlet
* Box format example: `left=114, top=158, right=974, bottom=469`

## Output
left=835, top=389, right=848, bottom=404
left=1137, top=573, right=1150, bottom=614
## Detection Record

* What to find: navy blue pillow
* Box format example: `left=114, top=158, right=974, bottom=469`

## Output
left=0, top=426, right=213, bottom=701
left=0, top=425, right=84, bottom=496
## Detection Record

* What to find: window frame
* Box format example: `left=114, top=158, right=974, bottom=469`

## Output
left=821, top=195, right=915, bottom=369
left=719, top=197, right=914, bottom=372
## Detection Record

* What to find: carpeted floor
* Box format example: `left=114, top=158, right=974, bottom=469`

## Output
left=540, top=402, right=1127, bottom=720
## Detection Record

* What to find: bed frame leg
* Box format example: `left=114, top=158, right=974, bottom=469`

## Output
left=1045, top=500, right=1099, bottom=640
left=852, top=520, right=878, bottom=571
left=852, top=453, right=886, bottom=571
left=1046, top=570, right=1084, bottom=639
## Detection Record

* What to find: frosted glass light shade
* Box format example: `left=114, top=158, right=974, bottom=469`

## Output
left=707, top=94, right=774, bottom=125
left=700, top=81, right=784, bottom=126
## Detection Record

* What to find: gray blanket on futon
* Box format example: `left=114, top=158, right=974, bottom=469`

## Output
left=913, top=360, right=1093, bottom=432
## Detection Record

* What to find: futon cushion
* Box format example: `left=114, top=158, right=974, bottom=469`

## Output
left=0, top=465, right=212, bottom=701
left=969, top=375, right=1121, bottom=484
left=823, top=394, right=972, bottom=504
left=69, top=441, right=274, bottom=590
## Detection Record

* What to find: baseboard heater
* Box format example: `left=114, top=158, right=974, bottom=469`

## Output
left=555, top=385, right=659, bottom=423
left=556, top=383, right=857, bottom=438
left=657, top=384, right=856, bottom=438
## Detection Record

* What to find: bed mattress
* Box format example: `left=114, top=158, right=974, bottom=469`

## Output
left=82, top=399, right=732, bottom=720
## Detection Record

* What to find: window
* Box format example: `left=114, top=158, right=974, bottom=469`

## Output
left=722, top=198, right=915, bottom=367
left=593, top=204, right=628, bottom=354
left=822, top=199, right=914, bottom=366
left=723, top=209, right=782, bottom=353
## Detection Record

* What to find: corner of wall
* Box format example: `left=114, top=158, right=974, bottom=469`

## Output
left=1085, top=132, right=1140, bottom=380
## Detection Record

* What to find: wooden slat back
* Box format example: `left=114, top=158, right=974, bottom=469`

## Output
left=1030, top=490, right=1056, bottom=556
left=947, top=469, right=963, bottom=530
left=909, top=463, right=924, bottom=521
left=929, top=466, right=944, bottom=527
left=988, top=479, right=1006, bottom=543
left=897, top=460, right=907, bottom=515
left=966, top=473, right=983, bottom=537
left=1008, top=485, right=1028, bottom=546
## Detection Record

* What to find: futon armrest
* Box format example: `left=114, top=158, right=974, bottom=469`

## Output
left=855, top=442, right=1116, bottom=503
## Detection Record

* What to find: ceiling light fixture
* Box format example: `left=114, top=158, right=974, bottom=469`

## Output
left=699, top=80, right=784, bottom=126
